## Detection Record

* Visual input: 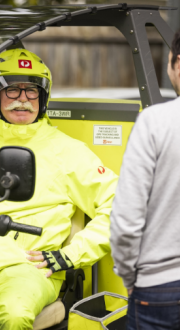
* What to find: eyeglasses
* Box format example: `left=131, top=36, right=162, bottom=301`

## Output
left=5, top=86, right=39, bottom=100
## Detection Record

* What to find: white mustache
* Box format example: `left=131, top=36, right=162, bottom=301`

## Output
left=4, top=101, right=36, bottom=113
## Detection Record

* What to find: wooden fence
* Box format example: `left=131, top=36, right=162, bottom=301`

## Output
left=23, top=26, right=164, bottom=89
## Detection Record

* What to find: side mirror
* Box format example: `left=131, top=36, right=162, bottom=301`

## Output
left=0, top=146, right=35, bottom=202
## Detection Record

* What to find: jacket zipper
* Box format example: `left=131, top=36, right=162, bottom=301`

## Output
left=14, top=232, right=19, bottom=240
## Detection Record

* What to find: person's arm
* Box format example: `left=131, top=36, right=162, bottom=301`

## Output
left=27, top=142, right=118, bottom=276
left=61, top=144, right=118, bottom=269
left=110, top=109, right=157, bottom=289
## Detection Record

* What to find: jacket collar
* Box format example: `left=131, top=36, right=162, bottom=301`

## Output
left=0, top=117, right=48, bottom=142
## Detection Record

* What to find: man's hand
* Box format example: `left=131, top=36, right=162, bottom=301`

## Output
left=128, top=288, right=133, bottom=296
left=26, top=250, right=73, bottom=278
left=26, top=251, right=53, bottom=277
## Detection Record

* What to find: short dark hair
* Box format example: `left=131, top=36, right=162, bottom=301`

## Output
left=171, top=29, right=180, bottom=68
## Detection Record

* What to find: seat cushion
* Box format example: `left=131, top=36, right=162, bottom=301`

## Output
left=33, top=298, right=65, bottom=330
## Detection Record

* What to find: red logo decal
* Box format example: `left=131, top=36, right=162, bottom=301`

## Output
left=18, top=60, right=32, bottom=69
left=98, top=166, right=105, bottom=174
left=103, top=140, right=112, bottom=144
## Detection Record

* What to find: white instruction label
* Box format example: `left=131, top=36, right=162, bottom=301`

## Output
left=47, top=110, right=71, bottom=118
left=93, top=125, right=122, bottom=146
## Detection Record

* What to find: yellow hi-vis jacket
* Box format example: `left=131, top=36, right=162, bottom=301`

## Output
left=0, top=117, right=118, bottom=280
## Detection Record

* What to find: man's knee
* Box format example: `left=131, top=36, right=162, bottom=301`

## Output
left=1, top=305, right=34, bottom=330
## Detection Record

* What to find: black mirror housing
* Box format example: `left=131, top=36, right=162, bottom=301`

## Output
left=0, top=146, right=35, bottom=201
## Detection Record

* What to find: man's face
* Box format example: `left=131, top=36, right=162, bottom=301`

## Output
left=167, top=51, right=180, bottom=95
left=0, top=83, right=39, bottom=125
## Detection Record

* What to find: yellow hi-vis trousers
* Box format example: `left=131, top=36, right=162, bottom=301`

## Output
left=0, top=264, right=62, bottom=330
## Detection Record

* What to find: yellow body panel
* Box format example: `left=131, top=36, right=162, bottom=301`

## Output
left=49, top=97, right=142, bottom=297
left=49, top=119, right=134, bottom=175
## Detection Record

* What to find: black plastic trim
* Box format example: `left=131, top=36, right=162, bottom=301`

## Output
left=36, top=22, right=46, bottom=31
left=47, top=101, right=140, bottom=122
left=9, top=36, right=20, bottom=45
left=64, top=12, right=72, bottom=21
left=88, top=6, right=97, bottom=14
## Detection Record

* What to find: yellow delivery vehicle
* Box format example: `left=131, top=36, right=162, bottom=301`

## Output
left=0, top=3, right=176, bottom=330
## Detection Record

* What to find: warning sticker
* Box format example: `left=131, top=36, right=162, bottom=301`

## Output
left=93, top=125, right=122, bottom=146
left=47, top=110, right=71, bottom=118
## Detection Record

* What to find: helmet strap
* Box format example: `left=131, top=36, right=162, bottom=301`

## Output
left=0, top=98, right=11, bottom=123
left=38, top=88, right=48, bottom=117
left=0, top=111, right=11, bottom=124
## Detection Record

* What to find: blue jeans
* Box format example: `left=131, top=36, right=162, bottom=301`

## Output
left=127, top=280, right=180, bottom=330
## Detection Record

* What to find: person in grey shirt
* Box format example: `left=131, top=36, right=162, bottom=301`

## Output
left=110, top=29, right=180, bottom=330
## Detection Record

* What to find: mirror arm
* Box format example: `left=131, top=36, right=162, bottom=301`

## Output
left=0, top=189, right=10, bottom=202
left=0, top=172, right=20, bottom=202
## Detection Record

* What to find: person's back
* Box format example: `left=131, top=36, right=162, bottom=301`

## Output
left=111, top=98, right=180, bottom=287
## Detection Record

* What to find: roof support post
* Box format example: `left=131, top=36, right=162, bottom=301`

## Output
left=113, top=9, right=174, bottom=108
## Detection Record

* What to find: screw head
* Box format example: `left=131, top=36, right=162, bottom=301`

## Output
left=81, top=115, right=85, bottom=119
left=138, top=12, right=140, bottom=15
left=150, top=12, right=152, bottom=15
left=134, top=48, right=138, bottom=52
left=130, top=30, right=134, bottom=34
left=146, top=105, right=149, bottom=107
left=141, top=86, right=145, bottom=91
left=126, top=12, right=129, bottom=16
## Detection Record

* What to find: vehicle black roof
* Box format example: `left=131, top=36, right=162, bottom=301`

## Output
left=0, top=3, right=176, bottom=35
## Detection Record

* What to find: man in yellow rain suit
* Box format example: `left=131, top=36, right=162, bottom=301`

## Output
left=0, top=48, right=118, bottom=330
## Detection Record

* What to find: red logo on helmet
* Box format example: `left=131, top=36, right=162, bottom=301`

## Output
left=18, top=60, right=32, bottom=69
left=98, top=166, right=105, bottom=174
